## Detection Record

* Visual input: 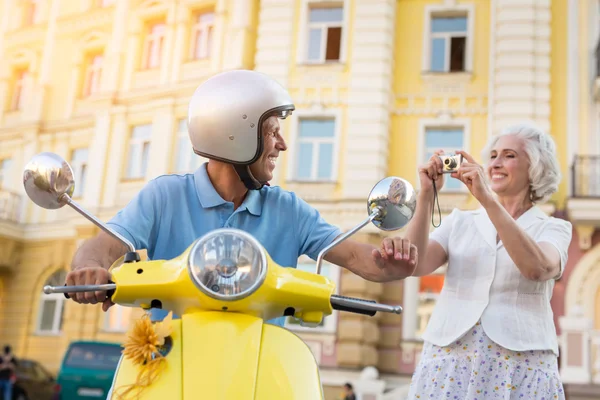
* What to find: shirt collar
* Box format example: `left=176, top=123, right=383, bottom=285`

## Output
left=194, top=163, right=263, bottom=216
left=240, top=189, right=262, bottom=216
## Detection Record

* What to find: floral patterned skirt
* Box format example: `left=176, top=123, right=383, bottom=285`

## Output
left=407, top=321, right=565, bottom=400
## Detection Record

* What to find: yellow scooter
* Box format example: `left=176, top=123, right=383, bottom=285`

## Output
left=23, top=152, right=417, bottom=400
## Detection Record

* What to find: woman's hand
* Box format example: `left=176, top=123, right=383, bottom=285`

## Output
left=451, top=150, right=495, bottom=208
left=418, top=149, right=446, bottom=194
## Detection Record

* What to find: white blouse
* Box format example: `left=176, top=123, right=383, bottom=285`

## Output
left=421, top=206, right=572, bottom=356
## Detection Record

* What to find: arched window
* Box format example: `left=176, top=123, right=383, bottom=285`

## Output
left=36, top=270, right=67, bottom=334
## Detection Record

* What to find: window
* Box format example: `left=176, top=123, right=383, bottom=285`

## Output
left=22, top=0, right=37, bottom=26
left=294, top=118, right=336, bottom=181
left=424, top=127, right=464, bottom=191
left=104, top=305, right=133, bottom=332
left=284, top=262, right=339, bottom=333
left=142, top=23, right=166, bottom=69
left=429, top=16, right=467, bottom=72
left=173, top=119, right=205, bottom=173
left=83, top=54, right=103, bottom=97
left=306, top=6, right=343, bottom=63
left=71, top=148, right=89, bottom=198
left=10, top=70, right=29, bottom=111
left=63, top=342, right=122, bottom=370
left=126, top=124, right=152, bottom=179
left=36, top=270, right=67, bottom=334
left=0, top=159, right=12, bottom=189
left=191, top=12, right=215, bottom=60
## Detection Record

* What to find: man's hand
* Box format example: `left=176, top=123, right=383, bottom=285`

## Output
left=371, top=237, right=418, bottom=280
left=325, top=236, right=418, bottom=283
left=65, top=267, right=114, bottom=312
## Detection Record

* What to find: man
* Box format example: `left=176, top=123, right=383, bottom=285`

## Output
left=66, top=70, right=417, bottom=325
left=0, top=345, right=17, bottom=400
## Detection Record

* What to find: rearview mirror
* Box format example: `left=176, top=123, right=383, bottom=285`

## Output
left=314, top=176, right=417, bottom=274
left=367, top=176, right=417, bottom=231
left=23, top=152, right=75, bottom=210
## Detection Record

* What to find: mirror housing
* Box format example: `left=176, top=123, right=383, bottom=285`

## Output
left=23, top=152, right=75, bottom=210
left=367, top=176, right=417, bottom=231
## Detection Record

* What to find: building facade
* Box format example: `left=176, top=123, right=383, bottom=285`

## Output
left=550, top=1, right=600, bottom=400
left=0, top=0, right=596, bottom=399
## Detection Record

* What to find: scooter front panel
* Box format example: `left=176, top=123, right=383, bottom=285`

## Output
left=182, top=312, right=263, bottom=399
left=254, top=324, right=324, bottom=399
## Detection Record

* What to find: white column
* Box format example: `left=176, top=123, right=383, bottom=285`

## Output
left=64, top=58, right=83, bottom=119
left=169, top=5, right=189, bottom=83
left=401, top=276, right=420, bottom=340
left=85, top=113, right=112, bottom=210
left=39, top=0, right=61, bottom=84
left=253, top=0, right=294, bottom=86
left=122, top=21, right=142, bottom=92
left=102, top=0, right=130, bottom=93
left=342, top=0, right=396, bottom=198
left=222, top=0, right=255, bottom=70
left=147, top=103, right=175, bottom=180
left=101, top=111, right=127, bottom=209
left=489, top=0, right=552, bottom=135
left=159, top=3, right=177, bottom=84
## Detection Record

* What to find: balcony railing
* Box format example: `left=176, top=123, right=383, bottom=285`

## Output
left=0, top=189, right=21, bottom=223
left=571, top=155, right=600, bottom=198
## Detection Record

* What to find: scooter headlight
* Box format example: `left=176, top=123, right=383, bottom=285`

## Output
left=187, top=229, right=267, bottom=301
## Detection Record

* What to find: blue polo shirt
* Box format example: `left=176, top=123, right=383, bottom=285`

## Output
left=106, top=163, right=341, bottom=326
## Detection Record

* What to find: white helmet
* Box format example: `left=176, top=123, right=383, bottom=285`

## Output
left=187, top=70, right=295, bottom=189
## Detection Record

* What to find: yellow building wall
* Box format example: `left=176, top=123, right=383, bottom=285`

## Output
left=391, top=0, right=490, bottom=202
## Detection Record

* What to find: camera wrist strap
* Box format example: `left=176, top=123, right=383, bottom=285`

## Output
left=431, top=179, right=442, bottom=228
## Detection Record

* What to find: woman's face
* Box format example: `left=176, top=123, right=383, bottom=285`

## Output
left=486, top=135, right=531, bottom=198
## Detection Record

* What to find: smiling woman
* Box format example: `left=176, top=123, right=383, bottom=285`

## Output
left=404, top=122, right=572, bottom=400
left=481, top=123, right=562, bottom=204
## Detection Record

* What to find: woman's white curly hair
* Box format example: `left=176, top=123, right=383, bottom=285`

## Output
left=480, top=122, right=561, bottom=204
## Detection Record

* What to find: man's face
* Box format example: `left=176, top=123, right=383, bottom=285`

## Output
left=249, top=116, right=287, bottom=183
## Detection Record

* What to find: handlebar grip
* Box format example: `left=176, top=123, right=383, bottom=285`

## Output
left=331, top=297, right=377, bottom=316
left=63, top=281, right=115, bottom=300
left=330, top=294, right=403, bottom=316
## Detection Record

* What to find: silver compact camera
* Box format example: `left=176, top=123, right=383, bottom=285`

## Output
left=438, top=154, right=464, bottom=174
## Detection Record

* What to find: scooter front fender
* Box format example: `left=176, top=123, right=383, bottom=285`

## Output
left=109, top=312, right=324, bottom=400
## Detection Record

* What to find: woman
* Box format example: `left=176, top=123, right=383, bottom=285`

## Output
left=402, top=123, right=572, bottom=399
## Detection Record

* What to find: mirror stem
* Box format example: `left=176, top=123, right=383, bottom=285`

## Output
left=315, top=207, right=383, bottom=275
left=62, top=194, right=136, bottom=253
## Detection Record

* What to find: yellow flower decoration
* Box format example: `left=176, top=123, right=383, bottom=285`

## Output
left=113, top=312, right=174, bottom=400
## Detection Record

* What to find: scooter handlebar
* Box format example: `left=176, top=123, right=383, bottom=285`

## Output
left=43, top=282, right=116, bottom=299
left=330, top=294, right=403, bottom=316
left=42, top=284, right=402, bottom=317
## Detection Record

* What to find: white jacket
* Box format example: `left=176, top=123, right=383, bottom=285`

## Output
left=421, top=206, right=572, bottom=356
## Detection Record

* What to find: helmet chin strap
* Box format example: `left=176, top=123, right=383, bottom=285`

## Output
left=234, top=164, right=266, bottom=190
